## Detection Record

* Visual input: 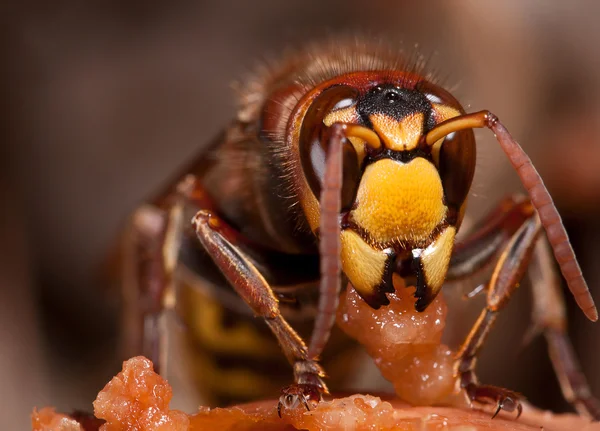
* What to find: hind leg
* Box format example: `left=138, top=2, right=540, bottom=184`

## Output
left=527, top=238, right=600, bottom=419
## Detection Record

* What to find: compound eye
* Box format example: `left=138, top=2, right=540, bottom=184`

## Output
left=332, top=96, right=355, bottom=110
left=414, top=80, right=475, bottom=217
left=299, top=85, right=360, bottom=204
left=415, top=80, right=465, bottom=126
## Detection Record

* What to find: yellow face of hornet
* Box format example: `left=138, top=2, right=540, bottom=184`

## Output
left=314, top=83, right=471, bottom=311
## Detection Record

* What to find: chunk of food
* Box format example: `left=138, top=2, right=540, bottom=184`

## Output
left=32, top=408, right=83, bottom=431
left=337, top=282, right=460, bottom=406
left=32, top=409, right=104, bottom=431
left=32, top=356, right=600, bottom=431
left=192, top=395, right=600, bottom=431
left=93, top=356, right=189, bottom=431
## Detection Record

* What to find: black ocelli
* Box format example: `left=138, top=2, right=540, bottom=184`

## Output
left=357, top=83, right=435, bottom=131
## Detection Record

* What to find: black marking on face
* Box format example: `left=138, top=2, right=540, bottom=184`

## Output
left=357, top=84, right=436, bottom=131
left=411, top=248, right=432, bottom=312
left=353, top=247, right=396, bottom=310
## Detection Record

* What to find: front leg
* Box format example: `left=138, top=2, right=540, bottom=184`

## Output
left=455, top=210, right=543, bottom=418
left=192, top=210, right=327, bottom=415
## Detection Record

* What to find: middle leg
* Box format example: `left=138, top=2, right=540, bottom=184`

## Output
left=448, top=195, right=600, bottom=418
left=528, top=238, right=600, bottom=419
left=454, top=209, right=543, bottom=418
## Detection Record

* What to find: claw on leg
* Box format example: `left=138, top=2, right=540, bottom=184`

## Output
left=277, top=384, right=322, bottom=418
left=465, top=383, right=523, bottom=420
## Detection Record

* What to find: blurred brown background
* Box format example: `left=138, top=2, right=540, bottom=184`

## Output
left=2, top=1, right=600, bottom=429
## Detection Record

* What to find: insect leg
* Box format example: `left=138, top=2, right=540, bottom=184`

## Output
left=447, top=196, right=600, bottom=418
left=192, top=210, right=327, bottom=415
left=528, top=238, right=600, bottom=419
left=121, top=176, right=199, bottom=373
left=447, top=195, right=534, bottom=282
left=455, top=211, right=543, bottom=418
